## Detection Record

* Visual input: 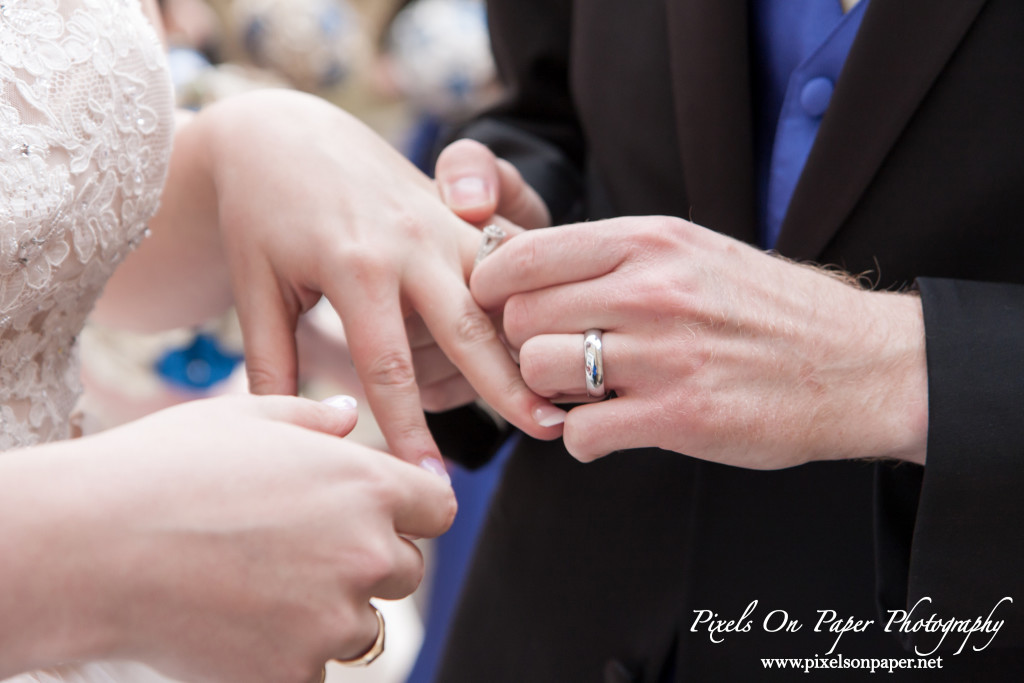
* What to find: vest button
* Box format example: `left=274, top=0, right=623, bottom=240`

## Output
left=800, top=76, right=834, bottom=117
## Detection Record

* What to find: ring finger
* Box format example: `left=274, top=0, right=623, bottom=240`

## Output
left=519, top=332, right=632, bottom=398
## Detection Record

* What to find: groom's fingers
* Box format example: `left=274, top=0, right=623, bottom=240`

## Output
left=435, top=139, right=551, bottom=230
left=435, top=139, right=501, bottom=226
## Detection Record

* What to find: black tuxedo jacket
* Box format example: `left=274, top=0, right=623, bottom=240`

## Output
left=434, top=1, right=1024, bottom=680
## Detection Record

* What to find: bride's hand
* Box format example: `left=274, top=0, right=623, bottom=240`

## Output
left=0, top=395, right=455, bottom=682
left=196, top=90, right=563, bottom=463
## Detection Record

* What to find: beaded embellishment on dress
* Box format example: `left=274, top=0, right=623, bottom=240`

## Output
left=0, top=0, right=173, bottom=452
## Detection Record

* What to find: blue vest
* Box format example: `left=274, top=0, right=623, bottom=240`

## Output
left=750, top=0, right=869, bottom=247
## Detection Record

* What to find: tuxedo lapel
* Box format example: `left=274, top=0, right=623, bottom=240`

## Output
left=666, top=0, right=756, bottom=244
left=774, top=0, right=990, bottom=261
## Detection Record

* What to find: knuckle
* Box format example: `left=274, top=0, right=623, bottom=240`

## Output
left=451, top=306, right=497, bottom=347
left=630, top=216, right=687, bottom=254
left=246, top=362, right=283, bottom=394
left=507, top=235, right=540, bottom=275
left=390, top=418, right=435, bottom=459
left=493, top=372, right=532, bottom=410
left=655, top=214, right=691, bottom=237
left=364, top=350, right=417, bottom=388
left=674, top=390, right=713, bottom=435
left=341, top=245, right=392, bottom=285
left=686, top=340, right=716, bottom=374
left=363, top=467, right=401, bottom=508
left=629, top=274, right=679, bottom=314
left=339, top=213, right=430, bottom=271
left=356, top=540, right=398, bottom=587
left=397, top=549, right=427, bottom=593
left=392, top=209, right=431, bottom=243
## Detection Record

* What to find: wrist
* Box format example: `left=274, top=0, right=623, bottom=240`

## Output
left=876, top=291, right=929, bottom=464
left=828, top=289, right=929, bottom=465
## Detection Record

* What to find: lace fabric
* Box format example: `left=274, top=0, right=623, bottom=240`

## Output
left=0, top=0, right=173, bottom=452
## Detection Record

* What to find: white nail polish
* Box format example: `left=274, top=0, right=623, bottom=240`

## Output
left=419, top=457, right=452, bottom=485
left=534, top=405, right=567, bottom=428
left=322, top=395, right=358, bottom=411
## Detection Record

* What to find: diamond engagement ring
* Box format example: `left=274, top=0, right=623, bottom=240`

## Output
left=473, top=223, right=507, bottom=267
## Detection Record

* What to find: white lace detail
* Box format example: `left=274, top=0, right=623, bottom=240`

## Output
left=0, top=0, right=173, bottom=451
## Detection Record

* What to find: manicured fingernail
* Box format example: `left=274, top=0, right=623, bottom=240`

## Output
left=419, top=457, right=451, bottom=485
left=446, top=177, right=491, bottom=208
left=322, top=395, right=358, bottom=411
left=534, top=404, right=567, bottom=428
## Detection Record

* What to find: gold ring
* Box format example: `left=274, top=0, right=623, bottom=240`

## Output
left=334, top=604, right=386, bottom=667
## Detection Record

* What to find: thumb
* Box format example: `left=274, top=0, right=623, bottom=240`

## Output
left=436, top=138, right=500, bottom=225
left=246, top=394, right=360, bottom=438
left=562, top=397, right=653, bottom=463
left=493, top=158, right=551, bottom=230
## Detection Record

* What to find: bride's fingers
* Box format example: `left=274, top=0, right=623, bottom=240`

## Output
left=324, top=277, right=441, bottom=464
left=235, top=260, right=300, bottom=396
left=368, top=536, right=426, bottom=600
left=420, top=374, right=479, bottom=414
left=405, top=313, right=434, bottom=350
left=410, top=267, right=563, bottom=442
left=245, top=394, right=360, bottom=437
left=410, top=335, right=480, bottom=412
left=412, top=344, right=461, bottom=386
left=328, top=602, right=389, bottom=663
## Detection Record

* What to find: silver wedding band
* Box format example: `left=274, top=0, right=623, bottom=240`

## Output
left=584, top=329, right=606, bottom=398
left=474, top=223, right=507, bottom=267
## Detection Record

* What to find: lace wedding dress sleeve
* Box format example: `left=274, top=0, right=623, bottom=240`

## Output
left=1, top=0, right=176, bottom=680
